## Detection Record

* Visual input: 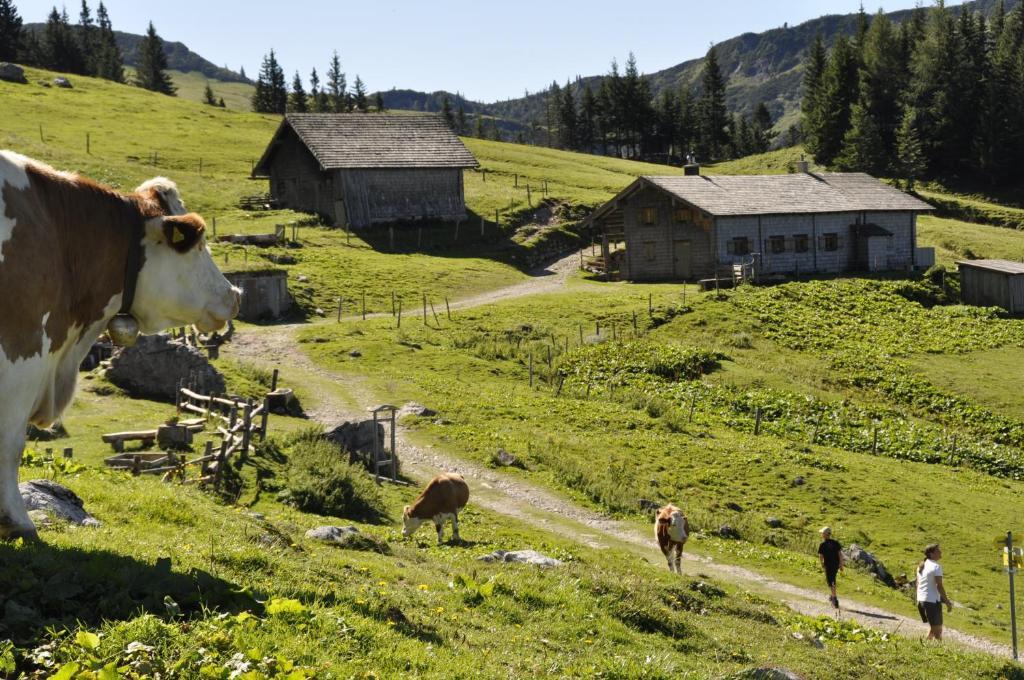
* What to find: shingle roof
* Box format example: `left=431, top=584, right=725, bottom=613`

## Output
left=256, top=113, right=478, bottom=172
left=640, top=173, right=933, bottom=216
left=956, top=259, right=1024, bottom=275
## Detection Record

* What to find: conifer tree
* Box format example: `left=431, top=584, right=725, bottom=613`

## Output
left=895, top=107, right=926, bottom=190
left=93, top=2, right=123, bottom=82
left=751, top=103, right=773, bottom=153
left=814, top=35, right=858, bottom=165
left=577, top=85, right=598, bottom=153
left=203, top=82, right=217, bottom=106
left=352, top=75, right=367, bottom=112
left=78, top=1, right=96, bottom=75
left=558, top=79, right=577, bottom=149
left=474, top=114, right=485, bottom=138
left=0, top=0, right=22, bottom=62
left=309, top=68, right=325, bottom=112
left=288, top=71, right=308, bottom=112
left=677, top=86, right=696, bottom=159
left=374, top=91, right=385, bottom=113
left=136, top=21, right=175, bottom=95
left=43, top=6, right=84, bottom=74
left=251, top=49, right=285, bottom=113
left=545, top=80, right=561, bottom=147
left=696, top=45, right=729, bottom=161
left=218, top=97, right=225, bottom=107
left=802, top=33, right=828, bottom=161
left=457, top=102, right=467, bottom=134
left=441, top=93, right=454, bottom=128
left=326, top=51, right=347, bottom=113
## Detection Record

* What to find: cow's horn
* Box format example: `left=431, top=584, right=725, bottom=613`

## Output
left=107, top=313, right=140, bottom=347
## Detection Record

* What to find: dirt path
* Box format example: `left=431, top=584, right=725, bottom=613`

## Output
left=225, top=254, right=1012, bottom=659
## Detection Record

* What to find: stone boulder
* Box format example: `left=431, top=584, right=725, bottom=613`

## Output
left=305, top=525, right=390, bottom=553
left=478, top=550, right=563, bottom=567
left=325, top=420, right=383, bottom=456
left=718, top=524, right=741, bottom=540
left=106, top=333, right=225, bottom=401
left=19, top=480, right=100, bottom=527
left=0, top=62, right=26, bottom=83
left=843, top=543, right=896, bottom=588
left=398, top=402, right=436, bottom=418
left=53, top=77, right=73, bottom=88
left=726, top=668, right=805, bottom=680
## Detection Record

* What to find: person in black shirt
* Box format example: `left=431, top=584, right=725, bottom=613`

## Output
left=817, top=526, right=845, bottom=609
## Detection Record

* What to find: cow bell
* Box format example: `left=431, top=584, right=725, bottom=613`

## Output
left=107, top=313, right=140, bottom=347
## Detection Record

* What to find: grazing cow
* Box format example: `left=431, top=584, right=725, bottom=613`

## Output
left=0, top=150, right=240, bottom=540
left=402, top=473, right=470, bottom=544
left=655, top=504, right=689, bottom=573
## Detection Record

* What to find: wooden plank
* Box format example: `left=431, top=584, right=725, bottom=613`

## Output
left=102, top=429, right=158, bottom=442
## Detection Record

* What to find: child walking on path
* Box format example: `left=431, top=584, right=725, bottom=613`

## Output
left=818, top=527, right=845, bottom=609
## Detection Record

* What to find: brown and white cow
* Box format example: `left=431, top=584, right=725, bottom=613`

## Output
left=0, top=150, right=239, bottom=540
left=402, top=473, right=470, bottom=544
left=655, top=504, right=689, bottom=573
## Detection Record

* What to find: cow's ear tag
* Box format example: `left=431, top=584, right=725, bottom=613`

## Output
left=172, top=227, right=186, bottom=244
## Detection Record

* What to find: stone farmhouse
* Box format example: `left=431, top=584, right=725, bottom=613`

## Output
left=252, top=113, right=478, bottom=228
left=587, top=164, right=935, bottom=282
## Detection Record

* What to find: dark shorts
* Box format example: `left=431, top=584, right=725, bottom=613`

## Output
left=918, top=601, right=943, bottom=626
left=824, top=566, right=839, bottom=587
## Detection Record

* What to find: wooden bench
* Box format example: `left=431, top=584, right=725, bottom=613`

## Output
left=102, top=429, right=158, bottom=453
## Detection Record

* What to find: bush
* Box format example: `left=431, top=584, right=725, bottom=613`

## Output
left=728, top=331, right=754, bottom=349
left=278, top=440, right=388, bottom=522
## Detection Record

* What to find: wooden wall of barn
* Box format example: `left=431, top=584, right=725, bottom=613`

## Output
left=621, top=186, right=714, bottom=280
left=266, top=131, right=335, bottom=220
left=339, top=168, right=465, bottom=228
left=959, top=267, right=1024, bottom=314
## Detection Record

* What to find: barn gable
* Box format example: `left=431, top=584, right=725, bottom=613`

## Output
left=253, top=113, right=478, bottom=228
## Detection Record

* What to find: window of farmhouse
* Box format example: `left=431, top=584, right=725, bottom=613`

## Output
left=640, top=207, right=658, bottom=225
left=643, top=241, right=657, bottom=261
left=823, top=233, right=839, bottom=251
left=673, top=207, right=691, bottom=223
left=768, top=235, right=786, bottom=254
left=728, top=237, right=751, bottom=256
left=793, top=234, right=809, bottom=253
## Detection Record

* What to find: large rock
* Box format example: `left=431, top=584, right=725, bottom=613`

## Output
left=398, top=402, right=436, bottom=418
left=843, top=543, right=897, bottom=588
left=478, top=550, right=563, bottom=567
left=305, top=525, right=390, bottom=553
left=0, top=62, right=26, bottom=84
left=306, top=525, right=360, bottom=543
left=325, top=420, right=384, bottom=456
left=106, top=333, right=225, bottom=401
left=19, top=480, right=100, bottom=527
left=53, top=77, right=73, bottom=88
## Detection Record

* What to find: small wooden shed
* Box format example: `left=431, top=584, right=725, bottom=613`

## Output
left=957, top=259, right=1024, bottom=314
left=252, top=113, right=478, bottom=228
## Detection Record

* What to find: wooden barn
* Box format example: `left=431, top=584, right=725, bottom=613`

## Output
left=252, top=113, right=478, bottom=228
left=957, top=260, right=1024, bottom=314
left=586, top=165, right=935, bottom=281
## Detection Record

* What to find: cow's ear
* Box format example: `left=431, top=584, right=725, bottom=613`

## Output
left=154, top=213, right=206, bottom=253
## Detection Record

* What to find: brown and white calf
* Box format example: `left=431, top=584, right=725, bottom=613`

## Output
left=655, top=504, right=689, bottom=573
left=0, top=150, right=239, bottom=540
left=402, top=473, right=470, bottom=544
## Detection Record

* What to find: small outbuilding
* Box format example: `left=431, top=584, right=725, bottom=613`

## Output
left=586, top=165, right=935, bottom=281
left=252, top=113, right=478, bottom=228
left=956, top=259, right=1024, bottom=314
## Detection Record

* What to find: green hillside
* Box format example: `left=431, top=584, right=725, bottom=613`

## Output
left=6, top=66, right=1024, bottom=677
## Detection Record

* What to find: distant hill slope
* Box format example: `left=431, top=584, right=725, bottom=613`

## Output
left=24, top=23, right=250, bottom=84
left=387, top=0, right=1019, bottom=133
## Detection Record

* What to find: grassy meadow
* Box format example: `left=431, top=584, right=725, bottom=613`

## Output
left=6, top=64, right=1024, bottom=677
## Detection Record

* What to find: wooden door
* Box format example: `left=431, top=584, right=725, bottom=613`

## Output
left=334, top=199, right=347, bottom=228
left=673, top=239, right=692, bottom=279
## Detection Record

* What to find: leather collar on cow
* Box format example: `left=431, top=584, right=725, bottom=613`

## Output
left=106, top=223, right=144, bottom=346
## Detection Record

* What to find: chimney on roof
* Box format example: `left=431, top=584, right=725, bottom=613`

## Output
left=796, top=156, right=810, bottom=174
left=684, top=163, right=700, bottom=176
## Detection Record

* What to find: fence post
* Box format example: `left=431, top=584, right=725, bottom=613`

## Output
left=362, top=291, right=366, bottom=320
left=201, top=440, right=213, bottom=476
left=422, top=293, right=427, bottom=325
left=688, top=392, right=698, bottom=422
left=397, top=299, right=402, bottom=327
left=555, top=376, right=565, bottom=397
left=445, top=297, right=451, bottom=320
left=63, top=447, right=73, bottom=459
left=579, top=324, right=583, bottom=345
left=260, top=396, right=270, bottom=441
left=86, top=131, right=90, bottom=154
left=648, top=293, right=653, bottom=315
left=754, top=407, right=763, bottom=436
left=526, top=184, right=531, bottom=206
left=390, top=408, right=397, bottom=483
left=215, top=440, right=227, bottom=490
left=429, top=299, right=440, bottom=326
left=271, top=368, right=279, bottom=392
left=392, top=291, right=396, bottom=317
left=337, top=297, right=343, bottom=322
left=240, top=399, right=253, bottom=462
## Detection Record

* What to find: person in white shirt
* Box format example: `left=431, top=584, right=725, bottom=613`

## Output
left=916, top=543, right=953, bottom=640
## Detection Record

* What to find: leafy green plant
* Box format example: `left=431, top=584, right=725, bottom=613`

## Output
left=277, top=440, right=388, bottom=522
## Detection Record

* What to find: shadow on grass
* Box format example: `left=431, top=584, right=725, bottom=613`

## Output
left=0, top=541, right=261, bottom=644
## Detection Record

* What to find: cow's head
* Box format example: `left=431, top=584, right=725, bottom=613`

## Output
left=668, top=510, right=687, bottom=542
left=135, top=176, right=187, bottom=216
left=132, top=213, right=240, bottom=334
left=402, top=506, right=425, bottom=538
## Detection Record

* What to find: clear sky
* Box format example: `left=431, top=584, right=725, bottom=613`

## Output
left=23, top=0, right=968, bottom=102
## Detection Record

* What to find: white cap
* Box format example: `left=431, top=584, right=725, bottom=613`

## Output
left=820, top=526, right=832, bottom=534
